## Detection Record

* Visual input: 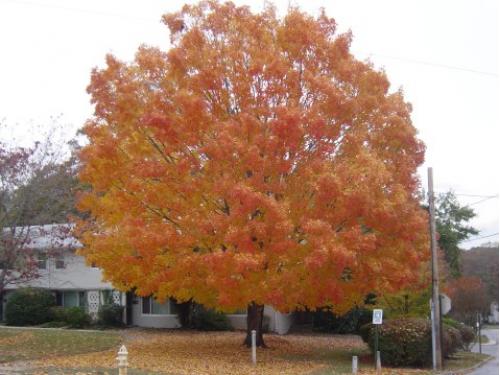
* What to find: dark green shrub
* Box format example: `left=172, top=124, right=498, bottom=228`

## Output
left=442, top=316, right=461, bottom=329
left=49, top=305, right=91, bottom=328
left=49, top=306, right=68, bottom=322
left=357, top=308, right=374, bottom=329
left=313, top=307, right=372, bottom=334
left=361, top=318, right=432, bottom=367
left=5, top=288, right=55, bottom=326
left=98, top=303, right=124, bottom=327
left=64, top=307, right=91, bottom=328
left=359, top=322, right=372, bottom=342
left=192, top=306, right=232, bottom=331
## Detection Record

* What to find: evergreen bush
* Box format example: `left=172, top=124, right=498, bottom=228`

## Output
left=5, top=288, right=55, bottom=326
left=98, top=303, right=124, bottom=327
left=49, top=306, right=68, bottom=322
left=64, top=306, right=91, bottom=328
left=313, top=307, right=372, bottom=334
left=192, top=306, right=232, bottom=331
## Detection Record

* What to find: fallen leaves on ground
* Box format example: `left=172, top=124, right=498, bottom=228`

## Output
left=31, top=330, right=362, bottom=374
left=0, top=327, right=120, bottom=364
left=0, top=330, right=34, bottom=346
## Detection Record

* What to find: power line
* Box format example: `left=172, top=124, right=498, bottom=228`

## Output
left=369, top=53, right=498, bottom=77
left=453, top=193, right=499, bottom=198
left=434, top=191, right=498, bottom=198
left=433, top=191, right=499, bottom=201
left=3, top=0, right=499, bottom=79
left=466, top=195, right=499, bottom=207
left=462, top=233, right=499, bottom=243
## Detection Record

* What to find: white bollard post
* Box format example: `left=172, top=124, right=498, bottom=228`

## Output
left=117, top=345, right=128, bottom=375
left=376, top=350, right=381, bottom=375
left=352, top=355, right=358, bottom=374
left=251, top=330, right=257, bottom=365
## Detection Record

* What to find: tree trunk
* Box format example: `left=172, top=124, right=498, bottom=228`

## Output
left=243, top=302, right=267, bottom=348
left=176, top=299, right=193, bottom=328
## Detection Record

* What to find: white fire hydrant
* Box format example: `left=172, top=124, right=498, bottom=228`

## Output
left=116, top=345, right=128, bottom=375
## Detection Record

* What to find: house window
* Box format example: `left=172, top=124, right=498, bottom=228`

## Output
left=63, top=291, right=79, bottom=308
left=55, top=254, right=65, bottom=269
left=37, top=253, right=47, bottom=269
left=101, top=290, right=113, bottom=305
left=55, top=291, right=86, bottom=308
left=141, top=296, right=177, bottom=315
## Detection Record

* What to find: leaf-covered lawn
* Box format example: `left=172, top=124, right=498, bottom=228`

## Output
left=27, top=329, right=434, bottom=374
left=0, top=327, right=120, bottom=363
left=33, top=330, right=368, bottom=374
left=0, top=328, right=490, bottom=374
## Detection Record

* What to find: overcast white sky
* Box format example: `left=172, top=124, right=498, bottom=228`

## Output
left=0, top=0, right=498, bottom=249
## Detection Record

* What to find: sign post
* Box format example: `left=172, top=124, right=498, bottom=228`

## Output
left=477, top=313, right=482, bottom=354
left=372, top=309, right=383, bottom=369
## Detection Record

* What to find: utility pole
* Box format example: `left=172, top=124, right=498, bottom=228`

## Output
left=428, top=167, right=442, bottom=370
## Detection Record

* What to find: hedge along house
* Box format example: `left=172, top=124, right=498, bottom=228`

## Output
left=1, top=224, right=123, bottom=321
left=1, top=224, right=293, bottom=333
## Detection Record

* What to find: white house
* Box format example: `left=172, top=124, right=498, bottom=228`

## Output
left=1, top=224, right=293, bottom=334
left=488, top=302, right=499, bottom=324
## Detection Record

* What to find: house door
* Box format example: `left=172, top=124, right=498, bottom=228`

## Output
left=126, top=292, right=134, bottom=325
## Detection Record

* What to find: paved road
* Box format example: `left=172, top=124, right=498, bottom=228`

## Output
left=469, top=328, right=498, bottom=375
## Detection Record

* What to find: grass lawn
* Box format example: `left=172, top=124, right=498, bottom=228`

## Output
left=443, top=351, right=491, bottom=372
left=0, top=328, right=492, bottom=375
left=0, top=327, right=121, bottom=363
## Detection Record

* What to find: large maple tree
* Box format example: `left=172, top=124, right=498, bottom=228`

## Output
left=77, top=1, right=429, bottom=346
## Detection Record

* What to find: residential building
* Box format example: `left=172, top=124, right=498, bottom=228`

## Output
left=1, top=224, right=292, bottom=334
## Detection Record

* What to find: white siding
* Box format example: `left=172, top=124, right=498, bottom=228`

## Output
left=5, top=249, right=113, bottom=291
left=130, top=295, right=181, bottom=328
left=227, top=306, right=292, bottom=334
left=227, top=314, right=247, bottom=330
left=264, top=306, right=293, bottom=335
left=0, top=231, right=293, bottom=334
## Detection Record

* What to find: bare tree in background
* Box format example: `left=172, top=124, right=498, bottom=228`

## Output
left=0, top=122, right=79, bottom=296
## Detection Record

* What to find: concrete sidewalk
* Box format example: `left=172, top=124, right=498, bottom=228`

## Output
left=469, top=328, right=498, bottom=375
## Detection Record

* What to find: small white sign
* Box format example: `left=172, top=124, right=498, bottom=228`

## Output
left=372, top=309, right=383, bottom=324
left=429, top=294, right=452, bottom=315
left=440, top=294, right=452, bottom=315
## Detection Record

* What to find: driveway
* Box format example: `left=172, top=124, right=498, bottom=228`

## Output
left=469, top=328, right=498, bottom=375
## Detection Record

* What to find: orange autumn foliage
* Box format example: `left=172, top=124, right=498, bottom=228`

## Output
left=77, top=1, right=429, bottom=315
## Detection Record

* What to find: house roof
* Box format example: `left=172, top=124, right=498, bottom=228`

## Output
left=2, top=223, right=81, bottom=249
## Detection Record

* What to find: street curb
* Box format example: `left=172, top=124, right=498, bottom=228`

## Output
left=438, top=354, right=494, bottom=375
